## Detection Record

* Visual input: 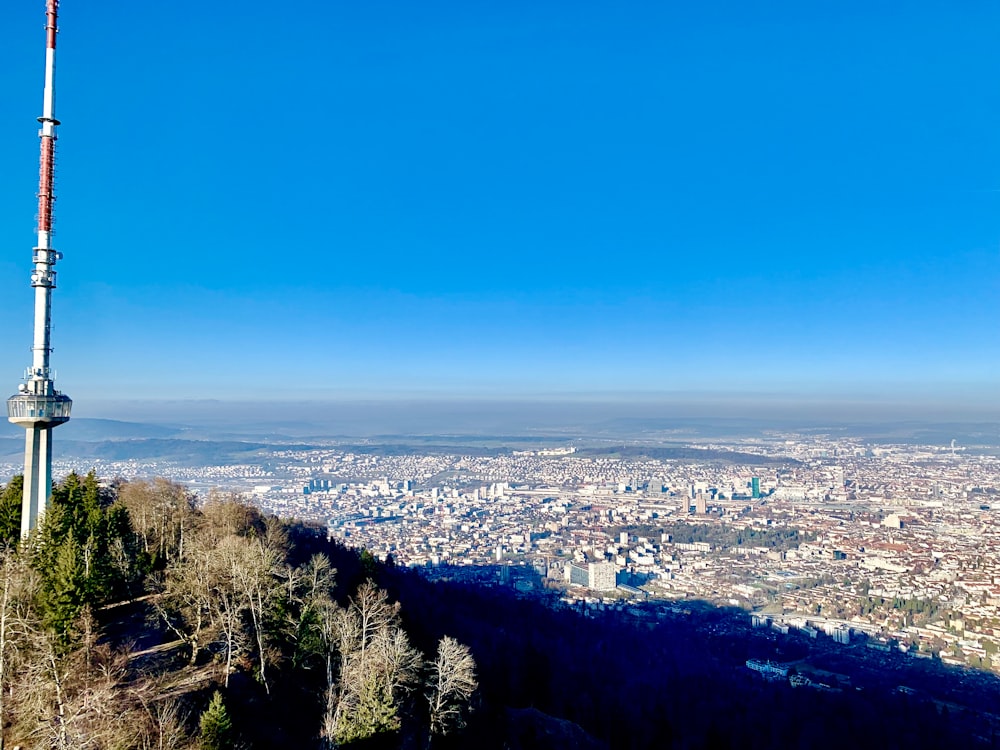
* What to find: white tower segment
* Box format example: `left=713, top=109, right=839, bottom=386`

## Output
left=7, top=0, right=72, bottom=536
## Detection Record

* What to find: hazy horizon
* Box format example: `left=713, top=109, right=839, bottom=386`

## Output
left=64, top=392, right=1000, bottom=438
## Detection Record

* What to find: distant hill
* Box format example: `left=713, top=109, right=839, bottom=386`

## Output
left=50, top=438, right=317, bottom=465
left=60, top=418, right=188, bottom=441
left=575, top=445, right=798, bottom=465
left=0, top=438, right=23, bottom=458
left=0, top=417, right=185, bottom=442
left=0, top=418, right=325, bottom=466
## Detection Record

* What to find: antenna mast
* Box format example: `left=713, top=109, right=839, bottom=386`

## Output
left=7, top=0, right=73, bottom=535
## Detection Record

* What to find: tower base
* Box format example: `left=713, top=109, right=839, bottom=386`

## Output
left=21, top=425, right=52, bottom=536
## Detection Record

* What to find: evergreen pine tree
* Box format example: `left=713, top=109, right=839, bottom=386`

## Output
left=0, top=476, right=23, bottom=547
left=199, top=691, right=234, bottom=750
left=360, top=548, right=379, bottom=581
left=335, top=673, right=400, bottom=745
left=44, top=534, right=86, bottom=638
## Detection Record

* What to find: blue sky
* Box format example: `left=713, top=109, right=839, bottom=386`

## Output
left=1, top=1, right=999, bottom=411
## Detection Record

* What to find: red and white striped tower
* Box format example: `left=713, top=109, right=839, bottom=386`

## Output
left=7, top=0, right=73, bottom=535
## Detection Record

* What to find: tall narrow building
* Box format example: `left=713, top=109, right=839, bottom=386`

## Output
left=7, top=0, right=73, bottom=535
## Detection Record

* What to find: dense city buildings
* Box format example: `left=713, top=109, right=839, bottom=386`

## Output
left=9, top=430, right=1000, bottom=673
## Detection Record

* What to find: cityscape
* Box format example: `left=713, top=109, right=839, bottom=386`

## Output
left=9, top=422, right=1000, bottom=676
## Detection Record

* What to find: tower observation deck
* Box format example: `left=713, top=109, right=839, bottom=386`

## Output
left=7, top=0, right=73, bottom=535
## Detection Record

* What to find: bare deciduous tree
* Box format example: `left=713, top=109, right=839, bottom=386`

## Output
left=0, top=552, right=41, bottom=750
left=330, top=581, right=420, bottom=745
left=228, top=536, right=282, bottom=694
left=118, top=479, right=194, bottom=566
left=156, top=539, right=218, bottom=666
left=10, top=626, right=140, bottom=750
left=314, top=595, right=343, bottom=750
left=427, top=636, right=477, bottom=738
left=198, top=493, right=261, bottom=545
left=135, top=695, right=190, bottom=750
left=300, top=553, right=336, bottom=605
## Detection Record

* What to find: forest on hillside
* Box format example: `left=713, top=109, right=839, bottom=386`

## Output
left=0, top=473, right=995, bottom=749
left=0, top=473, right=476, bottom=749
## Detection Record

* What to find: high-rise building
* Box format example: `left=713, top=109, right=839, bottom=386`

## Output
left=7, top=0, right=72, bottom=535
left=567, top=561, right=618, bottom=591
left=588, top=562, right=617, bottom=591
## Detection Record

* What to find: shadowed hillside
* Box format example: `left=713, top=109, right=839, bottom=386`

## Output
left=0, top=473, right=994, bottom=749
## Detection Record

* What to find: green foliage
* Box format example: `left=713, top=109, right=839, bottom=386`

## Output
left=360, top=548, right=379, bottom=580
left=0, top=476, right=23, bottom=548
left=31, top=471, right=141, bottom=640
left=0, top=472, right=476, bottom=750
left=199, top=691, right=235, bottom=750
left=43, top=533, right=86, bottom=637
left=336, top=675, right=400, bottom=744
